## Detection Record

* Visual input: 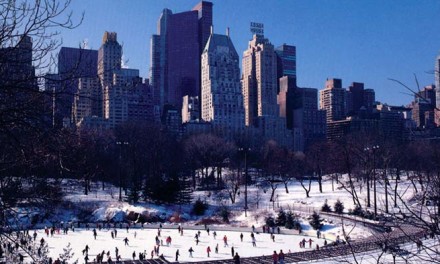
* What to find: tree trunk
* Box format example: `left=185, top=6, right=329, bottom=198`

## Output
left=318, top=172, right=323, bottom=193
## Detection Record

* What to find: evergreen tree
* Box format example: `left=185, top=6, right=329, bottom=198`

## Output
left=309, top=211, right=323, bottom=230
left=321, top=199, right=332, bottom=212
left=275, top=209, right=287, bottom=226
left=334, top=199, right=344, bottom=214
left=127, top=183, right=141, bottom=203
left=285, top=210, right=296, bottom=229
left=265, top=216, right=276, bottom=227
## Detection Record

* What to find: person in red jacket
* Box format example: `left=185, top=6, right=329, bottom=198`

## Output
left=207, top=246, right=211, bottom=257
left=272, top=251, right=278, bottom=264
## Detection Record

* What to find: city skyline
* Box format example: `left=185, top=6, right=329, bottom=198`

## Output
left=57, top=0, right=440, bottom=107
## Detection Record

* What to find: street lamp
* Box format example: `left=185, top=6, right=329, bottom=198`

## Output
left=363, top=147, right=371, bottom=208
left=238, top=147, right=251, bottom=217
left=116, top=141, right=129, bottom=202
left=372, top=145, right=379, bottom=217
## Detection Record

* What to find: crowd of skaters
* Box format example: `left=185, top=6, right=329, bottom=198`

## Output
left=1, top=221, right=332, bottom=263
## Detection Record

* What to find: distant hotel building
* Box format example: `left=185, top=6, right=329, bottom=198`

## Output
left=242, top=34, right=279, bottom=126
left=201, top=28, right=245, bottom=132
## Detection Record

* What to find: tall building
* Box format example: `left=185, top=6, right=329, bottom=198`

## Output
left=98, top=32, right=122, bottom=89
left=72, top=77, right=100, bottom=125
left=201, top=28, right=245, bottom=131
left=279, top=76, right=325, bottom=150
left=275, top=44, right=297, bottom=87
left=319, top=78, right=347, bottom=123
left=56, top=47, right=98, bottom=126
left=242, top=34, right=278, bottom=126
left=412, top=85, right=436, bottom=128
left=435, top=52, right=440, bottom=109
left=149, top=1, right=213, bottom=120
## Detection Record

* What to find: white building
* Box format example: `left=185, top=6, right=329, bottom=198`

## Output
left=201, top=28, right=245, bottom=131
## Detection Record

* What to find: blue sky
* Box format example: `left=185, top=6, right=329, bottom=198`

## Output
left=59, top=0, right=440, bottom=106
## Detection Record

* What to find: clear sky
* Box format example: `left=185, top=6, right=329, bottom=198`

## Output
left=59, top=0, right=440, bottom=106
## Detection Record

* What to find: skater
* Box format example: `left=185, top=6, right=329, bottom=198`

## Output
left=252, top=225, right=255, bottom=232
left=111, top=231, right=114, bottom=239
left=278, top=250, right=285, bottom=264
left=316, top=230, right=321, bottom=238
left=115, top=247, right=119, bottom=259
left=240, top=233, right=243, bottom=242
left=308, top=238, right=313, bottom=248
left=233, top=252, right=240, bottom=264
left=132, top=251, right=136, bottom=260
left=124, top=237, right=129, bottom=246
left=231, top=246, right=235, bottom=257
left=114, top=229, right=117, bottom=238
left=215, top=243, right=219, bottom=253
left=93, top=229, right=97, bottom=240
left=207, top=246, right=211, bottom=257
left=213, top=231, right=217, bottom=239
left=33, top=231, right=37, bottom=241
left=271, top=233, right=275, bottom=242
left=252, top=236, right=256, bottom=247
left=189, top=247, right=194, bottom=257
left=175, top=249, right=180, bottom=261
left=223, top=235, right=228, bottom=247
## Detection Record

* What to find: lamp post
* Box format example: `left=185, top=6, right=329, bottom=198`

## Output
left=372, top=145, right=379, bottom=217
left=238, top=147, right=251, bottom=217
left=116, top=141, right=129, bottom=202
left=364, top=147, right=371, bottom=208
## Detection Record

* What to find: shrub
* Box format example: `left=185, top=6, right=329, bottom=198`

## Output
left=192, top=198, right=208, bottom=216
left=265, top=216, right=276, bottom=227
left=352, top=204, right=363, bottom=216
left=309, top=211, right=323, bottom=230
left=321, top=200, right=332, bottom=212
left=284, top=210, right=296, bottom=229
left=334, top=200, right=344, bottom=214
left=219, top=206, right=230, bottom=223
left=275, top=210, right=286, bottom=226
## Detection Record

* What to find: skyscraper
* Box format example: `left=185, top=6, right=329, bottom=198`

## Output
left=201, top=28, right=245, bottom=131
left=149, top=1, right=213, bottom=120
left=319, top=78, right=347, bottom=123
left=242, top=34, right=278, bottom=126
left=275, top=44, right=297, bottom=86
left=57, top=47, right=98, bottom=125
left=98, top=32, right=122, bottom=89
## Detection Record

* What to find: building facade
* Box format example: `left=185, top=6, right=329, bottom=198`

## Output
left=242, top=34, right=278, bottom=126
left=149, top=1, right=213, bottom=120
left=201, top=30, right=245, bottom=132
left=319, top=78, right=347, bottom=123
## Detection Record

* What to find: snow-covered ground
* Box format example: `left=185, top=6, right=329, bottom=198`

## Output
left=9, top=172, right=439, bottom=263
